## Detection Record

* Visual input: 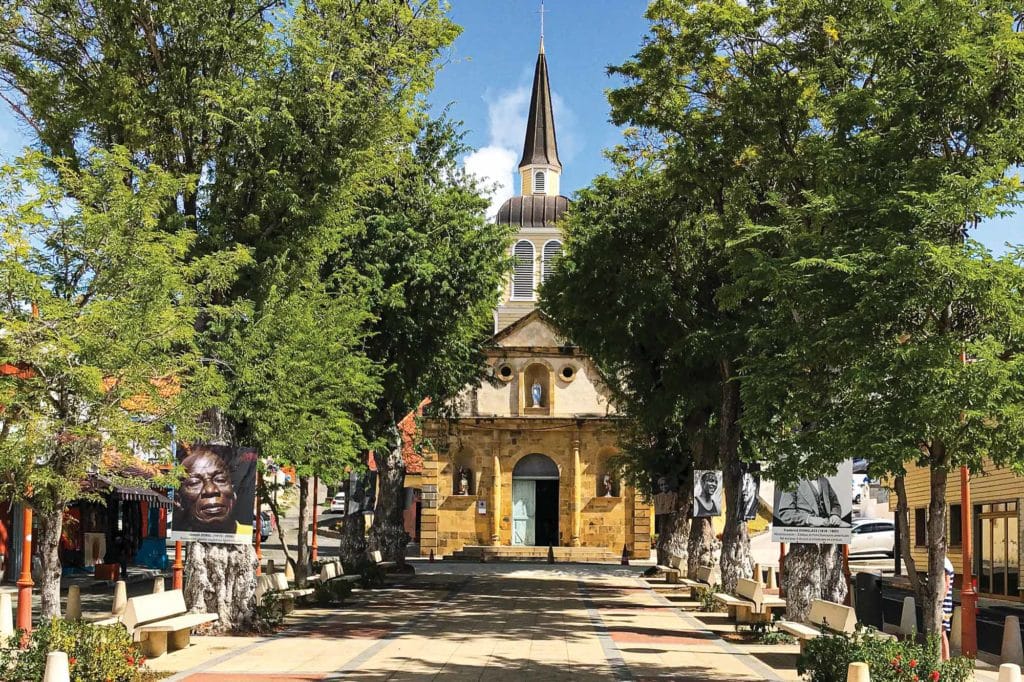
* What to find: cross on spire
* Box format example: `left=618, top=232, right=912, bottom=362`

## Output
left=537, top=1, right=547, bottom=52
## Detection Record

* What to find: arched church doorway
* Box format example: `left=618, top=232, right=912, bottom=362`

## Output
left=511, top=454, right=559, bottom=547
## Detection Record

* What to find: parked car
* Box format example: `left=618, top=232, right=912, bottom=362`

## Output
left=253, top=510, right=274, bottom=542
left=329, top=491, right=347, bottom=513
left=850, top=518, right=895, bottom=556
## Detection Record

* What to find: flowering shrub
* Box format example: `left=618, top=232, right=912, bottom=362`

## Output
left=797, top=626, right=974, bottom=682
left=0, top=618, right=151, bottom=682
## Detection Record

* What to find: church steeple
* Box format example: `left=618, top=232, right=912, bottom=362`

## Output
left=518, top=40, right=561, bottom=197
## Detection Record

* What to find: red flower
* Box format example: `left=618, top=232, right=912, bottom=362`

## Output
left=930, top=672, right=940, bottom=681
left=126, top=655, right=135, bottom=665
left=68, top=657, right=76, bottom=666
left=138, top=656, right=146, bottom=666
left=909, top=659, right=918, bottom=668
left=912, top=676, right=919, bottom=682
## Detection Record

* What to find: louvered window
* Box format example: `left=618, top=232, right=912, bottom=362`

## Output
left=533, top=171, right=545, bottom=194
left=512, top=240, right=535, bottom=299
left=542, top=240, right=562, bottom=283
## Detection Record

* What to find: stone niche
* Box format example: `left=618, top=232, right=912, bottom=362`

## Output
left=522, top=363, right=552, bottom=416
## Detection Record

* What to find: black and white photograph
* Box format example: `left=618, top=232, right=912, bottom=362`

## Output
left=738, top=464, right=761, bottom=521
left=692, top=470, right=723, bottom=518
left=652, top=475, right=678, bottom=516
left=771, top=459, right=854, bottom=544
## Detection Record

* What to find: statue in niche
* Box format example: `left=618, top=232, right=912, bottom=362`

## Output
left=457, top=467, right=470, bottom=496
left=531, top=381, right=543, bottom=408
left=602, top=473, right=614, bottom=497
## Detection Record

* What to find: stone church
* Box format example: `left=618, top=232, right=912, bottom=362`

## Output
left=418, top=40, right=652, bottom=561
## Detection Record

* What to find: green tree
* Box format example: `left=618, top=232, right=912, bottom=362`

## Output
left=0, top=149, right=225, bottom=618
left=542, top=160, right=744, bottom=584
left=730, top=0, right=1024, bottom=634
left=335, top=117, right=514, bottom=564
left=1, top=0, right=466, bottom=625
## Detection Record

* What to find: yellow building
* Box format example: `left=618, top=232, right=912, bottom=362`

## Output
left=893, top=457, right=1022, bottom=601
left=417, top=41, right=651, bottom=561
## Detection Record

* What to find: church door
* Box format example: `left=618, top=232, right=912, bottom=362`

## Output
left=512, top=479, right=536, bottom=546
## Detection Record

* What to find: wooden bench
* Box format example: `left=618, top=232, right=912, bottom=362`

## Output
left=777, top=599, right=894, bottom=651
left=369, top=550, right=396, bottom=572
left=256, top=572, right=315, bottom=613
left=714, top=578, right=787, bottom=624
left=120, top=590, right=218, bottom=658
left=316, top=560, right=360, bottom=585
left=654, top=554, right=683, bottom=584
left=680, top=565, right=715, bottom=598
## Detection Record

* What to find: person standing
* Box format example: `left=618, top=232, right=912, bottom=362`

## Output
left=942, top=555, right=955, bottom=660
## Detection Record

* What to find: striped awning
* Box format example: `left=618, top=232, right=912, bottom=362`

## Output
left=84, top=475, right=173, bottom=509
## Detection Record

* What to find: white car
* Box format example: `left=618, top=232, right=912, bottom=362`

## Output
left=329, top=492, right=346, bottom=513
left=850, top=518, right=895, bottom=556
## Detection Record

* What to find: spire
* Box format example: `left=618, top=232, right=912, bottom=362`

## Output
left=518, top=42, right=561, bottom=172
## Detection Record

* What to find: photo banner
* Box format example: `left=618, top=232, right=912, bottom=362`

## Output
left=169, top=444, right=257, bottom=545
left=739, top=464, right=761, bottom=522
left=693, top=470, right=723, bottom=518
left=771, top=459, right=853, bottom=544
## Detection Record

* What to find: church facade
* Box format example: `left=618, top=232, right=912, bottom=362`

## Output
left=417, top=41, right=651, bottom=560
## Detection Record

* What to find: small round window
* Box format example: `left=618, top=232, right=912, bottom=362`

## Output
left=560, top=365, right=576, bottom=382
left=497, top=364, right=514, bottom=382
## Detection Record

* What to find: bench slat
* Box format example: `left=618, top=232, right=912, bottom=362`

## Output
left=777, top=621, right=820, bottom=639
left=136, top=613, right=219, bottom=632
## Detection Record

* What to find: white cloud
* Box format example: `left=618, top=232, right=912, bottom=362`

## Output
left=464, top=144, right=518, bottom=217
left=464, top=81, right=581, bottom=218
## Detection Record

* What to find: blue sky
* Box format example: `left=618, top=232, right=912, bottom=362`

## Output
left=0, top=0, right=1019, bottom=252
left=431, top=1, right=1021, bottom=253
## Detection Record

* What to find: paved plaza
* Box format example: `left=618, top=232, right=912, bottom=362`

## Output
left=145, top=562, right=822, bottom=682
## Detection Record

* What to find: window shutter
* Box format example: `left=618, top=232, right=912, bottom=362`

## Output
left=534, top=171, right=545, bottom=194
left=542, top=240, right=562, bottom=283
left=513, top=240, right=535, bottom=299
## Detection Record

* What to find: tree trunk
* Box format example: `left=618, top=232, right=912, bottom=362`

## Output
left=368, top=424, right=409, bottom=565
left=894, top=475, right=922, bottom=594
left=184, top=542, right=257, bottom=632
left=294, top=476, right=311, bottom=586
left=923, top=464, right=949, bottom=636
left=656, top=490, right=691, bottom=566
left=688, top=517, right=720, bottom=577
left=783, top=543, right=846, bottom=621
left=36, top=506, right=64, bottom=618
left=339, top=506, right=367, bottom=573
left=717, top=359, right=750, bottom=593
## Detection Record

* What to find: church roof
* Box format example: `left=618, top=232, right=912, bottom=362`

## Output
left=519, top=48, right=561, bottom=170
left=495, top=194, right=569, bottom=228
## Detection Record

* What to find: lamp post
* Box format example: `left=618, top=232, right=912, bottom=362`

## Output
left=960, top=465, right=977, bottom=657
left=16, top=503, right=33, bottom=641
left=255, top=470, right=262, bottom=576
left=311, top=478, right=319, bottom=563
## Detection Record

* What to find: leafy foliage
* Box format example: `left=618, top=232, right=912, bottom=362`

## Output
left=798, top=628, right=972, bottom=682
left=0, top=619, right=151, bottom=682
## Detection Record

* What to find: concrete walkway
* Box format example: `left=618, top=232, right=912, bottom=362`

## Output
left=144, top=562, right=1000, bottom=681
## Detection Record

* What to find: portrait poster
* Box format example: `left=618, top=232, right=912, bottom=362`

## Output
left=739, top=463, right=761, bottom=522
left=652, top=475, right=678, bottom=516
left=346, top=470, right=377, bottom=516
left=693, top=470, right=723, bottom=518
left=771, top=459, right=853, bottom=544
left=169, top=444, right=257, bottom=545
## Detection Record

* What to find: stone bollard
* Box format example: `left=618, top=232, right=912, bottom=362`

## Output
left=846, top=661, right=870, bottom=682
left=999, top=664, right=1023, bottom=682
left=950, top=606, right=963, bottom=654
left=112, top=580, right=128, bottom=616
left=898, top=595, right=917, bottom=637
left=42, top=651, right=70, bottom=682
left=766, top=566, right=777, bottom=590
left=752, top=563, right=763, bottom=584
left=153, top=576, right=165, bottom=594
left=0, top=591, right=13, bottom=638
left=284, top=561, right=295, bottom=581
left=66, top=585, right=81, bottom=621
left=1002, top=616, right=1024, bottom=667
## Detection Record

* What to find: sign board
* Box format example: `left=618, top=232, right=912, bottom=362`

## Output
left=169, top=445, right=257, bottom=545
left=771, top=459, right=853, bottom=545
